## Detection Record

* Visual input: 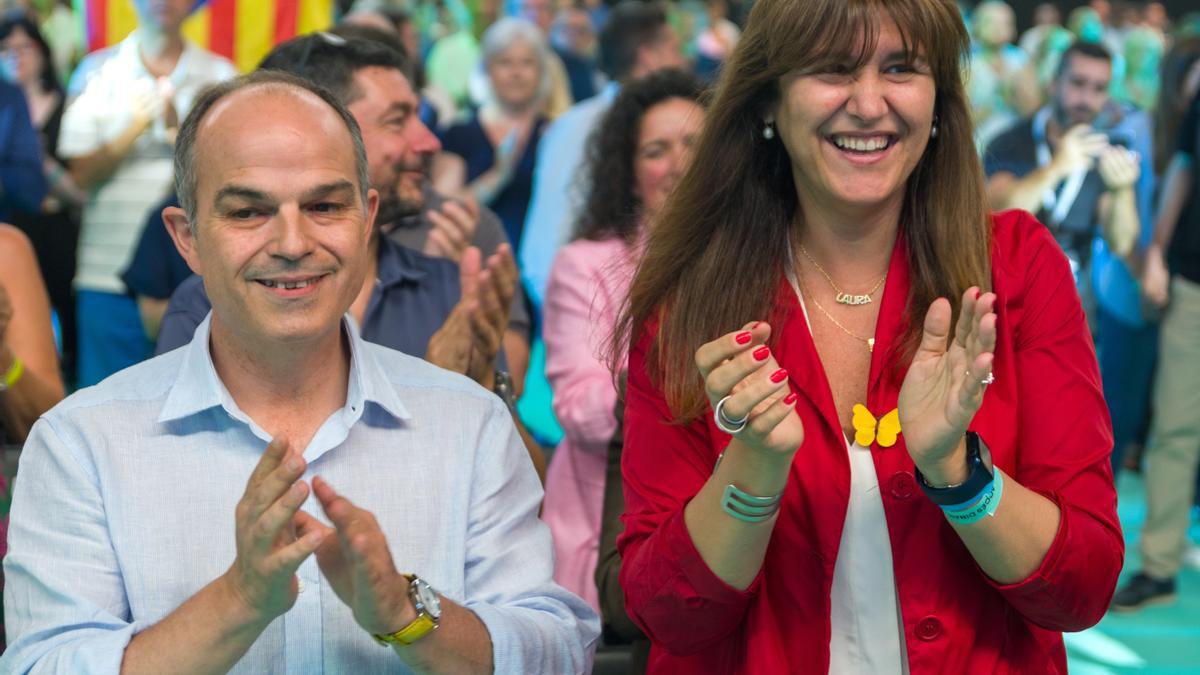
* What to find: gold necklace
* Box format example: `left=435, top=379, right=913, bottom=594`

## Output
left=797, top=273, right=876, bottom=352
left=799, top=244, right=886, bottom=306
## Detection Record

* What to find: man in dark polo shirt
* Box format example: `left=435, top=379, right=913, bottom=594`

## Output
left=154, top=32, right=545, bottom=479
left=983, top=41, right=1144, bottom=292
left=984, top=40, right=1154, bottom=481
left=1111, top=89, right=1200, bottom=612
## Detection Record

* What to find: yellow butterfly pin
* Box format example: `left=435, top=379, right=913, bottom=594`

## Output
left=851, top=404, right=901, bottom=448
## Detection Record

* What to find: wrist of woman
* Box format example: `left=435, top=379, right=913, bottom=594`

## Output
left=717, top=439, right=796, bottom=492
left=913, top=436, right=970, bottom=487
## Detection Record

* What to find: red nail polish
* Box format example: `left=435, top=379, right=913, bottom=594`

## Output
left=735, top=331, right=752, bottom=345
left=753, top=346, right=770, bottom=361
left=783, top=392, right=798, bottom=405
left=770, top=368, right=788, bottom=383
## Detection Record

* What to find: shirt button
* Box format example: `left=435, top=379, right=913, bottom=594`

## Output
left=916, top=616, right=943, bottom=641
left=889, top=471, right=916, bottom=499
left=297, top=579, right=307, bottom=594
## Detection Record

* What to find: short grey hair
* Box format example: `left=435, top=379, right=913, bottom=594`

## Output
left=174, top=70, right=371, bottom=230
left=469, top=17, right=554, bottom=107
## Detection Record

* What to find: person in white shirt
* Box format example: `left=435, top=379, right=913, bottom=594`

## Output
left=2, top=69, right=597, bottom=674
left=59, top=0, right=235, bottom=387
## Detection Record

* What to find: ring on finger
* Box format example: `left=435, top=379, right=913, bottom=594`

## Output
left=971, top=370, right=996, bottom=386
left=714, top=395, right=749, bottom=435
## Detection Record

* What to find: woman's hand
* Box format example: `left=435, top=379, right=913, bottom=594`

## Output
left=694, top=322, right=804, bottom=456
left=898, top=288, right=997, bottom=485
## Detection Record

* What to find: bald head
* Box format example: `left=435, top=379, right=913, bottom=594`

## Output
left=174, top=71, right=370, bottom=228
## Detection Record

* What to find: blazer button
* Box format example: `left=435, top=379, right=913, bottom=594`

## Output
left=916, top=616, right=943, bottom=641
left=888, top=471, right=916, bottom=499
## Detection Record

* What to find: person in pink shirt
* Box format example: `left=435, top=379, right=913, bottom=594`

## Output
left=541, top=70, right=706, bottom=611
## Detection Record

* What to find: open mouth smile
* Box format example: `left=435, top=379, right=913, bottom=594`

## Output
left=827, top=133, right=898, bottom=154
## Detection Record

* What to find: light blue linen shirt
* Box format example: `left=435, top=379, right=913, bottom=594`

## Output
left=519, top=83, right=620, bottom=314
left=2, top=314, right=598, bottom=674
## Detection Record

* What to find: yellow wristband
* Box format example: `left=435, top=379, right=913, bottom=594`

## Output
left=2, top=356, right=23, bottom=390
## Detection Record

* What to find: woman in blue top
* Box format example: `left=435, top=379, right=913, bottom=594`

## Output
left=434, top=17, right=550, bottom=250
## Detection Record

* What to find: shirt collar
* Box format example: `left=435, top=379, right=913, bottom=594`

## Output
left=376, top=234, right=429, bottom=288
left=158, top=312, right=410, bottom=425
left=119, top=30, right=199, bottom=86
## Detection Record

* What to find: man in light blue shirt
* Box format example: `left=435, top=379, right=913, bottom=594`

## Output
left=2, top=70, right=597, bottom=674
left=519, top=1, right=684, bottom=313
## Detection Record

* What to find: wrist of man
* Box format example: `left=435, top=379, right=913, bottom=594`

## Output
left=382, top=592, right=420, bottom=637
left=0, top=343, right=14, bottom=372
left=212, top=572, right=278, bottom=633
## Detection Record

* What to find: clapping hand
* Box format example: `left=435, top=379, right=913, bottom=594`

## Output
left=694, top=321, right=805, bottom=456
left=0, top=281, right=11, bottom=342
left=222, top=438, right=328, bottom=622
left=423, top=200, right=479, bottom=263
left=898, top=288, right=997, bottom=485
left=293, top=477, right=414, bottom=638
left=425, top=245, right=517, bottom=386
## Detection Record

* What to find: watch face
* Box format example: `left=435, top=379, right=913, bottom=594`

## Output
left=415, top=579, right=442, bottom=619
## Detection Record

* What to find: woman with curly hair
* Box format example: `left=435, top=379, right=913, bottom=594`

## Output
left=541, top=70, right=706, bottom=613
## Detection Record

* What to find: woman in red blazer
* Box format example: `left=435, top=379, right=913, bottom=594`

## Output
left=612, top=0, right=1123, bottom=673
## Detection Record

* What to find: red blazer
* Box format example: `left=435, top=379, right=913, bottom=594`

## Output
left=617, top=210, right=1123, bottom=674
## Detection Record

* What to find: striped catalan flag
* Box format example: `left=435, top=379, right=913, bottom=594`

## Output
left=74, top=0, right=336, bottom=72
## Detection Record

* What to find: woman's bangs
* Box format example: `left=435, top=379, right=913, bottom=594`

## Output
left=772, top=0, right=953, bottom=77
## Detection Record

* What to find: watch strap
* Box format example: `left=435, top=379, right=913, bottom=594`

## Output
left=373, top=613, right=436, bottom=646
left=371, top=575, right=440, bottom=646
left=915, top=432, right=995, bottom=506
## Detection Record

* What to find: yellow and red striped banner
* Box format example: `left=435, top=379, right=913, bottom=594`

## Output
left=75, top=0, right=335, bottom=72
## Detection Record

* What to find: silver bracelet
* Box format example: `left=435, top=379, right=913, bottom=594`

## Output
left=714, top=451, right=783, bottom=523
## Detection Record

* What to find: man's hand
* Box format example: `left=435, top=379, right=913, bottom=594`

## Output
left=462, top=244, right=517, bottom=385
left=1098, top=145, right=1140, bottom=192
left=425, top=245, right=517, bottom=386
left=0, top=281, right=12, bottom=342
left=1142, top=244, right=1170, bottom=309
left=423, top=199, right=479, bottom=263
left=302, top=476, right=415, bottom=637
left=221, top=437, right=327, bottom=624
left=129, top=88, right=165, bottom=135
left=1051, top=124, right=1109, bottom=179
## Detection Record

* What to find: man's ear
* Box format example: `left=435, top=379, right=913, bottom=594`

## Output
left=162, top=205, right=204, bottom=276
left=363, top=187, right=380, bottom=242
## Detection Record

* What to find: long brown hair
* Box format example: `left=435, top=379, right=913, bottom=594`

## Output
left=613, top=0, right=993, bottom=421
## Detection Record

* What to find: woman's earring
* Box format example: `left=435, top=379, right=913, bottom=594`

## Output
left=763, top=123, right=776, bottom=140
left=930, top=116, right=939, bottom=139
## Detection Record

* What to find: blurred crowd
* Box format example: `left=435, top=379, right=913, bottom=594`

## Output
left=0, top=0, right=1199, bottom=665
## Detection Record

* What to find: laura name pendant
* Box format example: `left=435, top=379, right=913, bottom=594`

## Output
left=836, top=292, right=873, bottom=306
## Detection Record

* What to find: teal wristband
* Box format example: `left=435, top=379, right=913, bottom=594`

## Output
left=720, top=483, right=782, bottom=523
left=943, top=471, right=1004, bottom=525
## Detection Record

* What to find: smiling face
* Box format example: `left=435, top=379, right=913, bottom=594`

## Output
left=173, top=85, right=377, bottom=349
left=634, top=97, right=704, bottom=218
left=771, top=17, right=935, bottom=218
left=347, top=66, right=441, bottom=224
